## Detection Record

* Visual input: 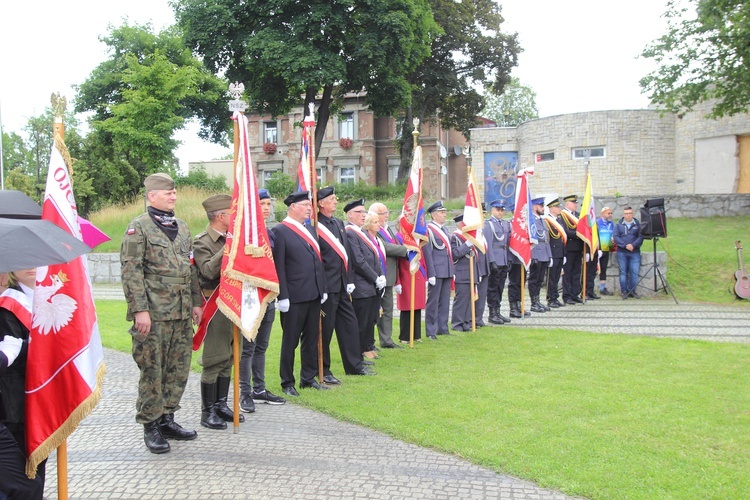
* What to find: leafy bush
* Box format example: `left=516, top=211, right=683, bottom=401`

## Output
left=265, top=171, right=297, bottom=199
left=175, top=166, right=228, bottom=192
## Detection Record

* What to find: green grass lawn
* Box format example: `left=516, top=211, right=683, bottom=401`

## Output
left=97, top=299, right=750, bottom=499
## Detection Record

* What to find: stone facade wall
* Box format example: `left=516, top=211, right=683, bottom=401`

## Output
left=595, top=194, right=750, bottom=219
left=472, top=110, right=676, bottom=198
left=88, top=253, right=121, bottom=284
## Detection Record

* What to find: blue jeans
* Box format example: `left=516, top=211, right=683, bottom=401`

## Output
left=617, top=251, right=641, bottom=295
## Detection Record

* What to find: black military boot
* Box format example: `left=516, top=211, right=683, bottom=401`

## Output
left=518, top=301, right=531, bottom=317
left=201, top=382, right=227, bottom=430
left=160, top=413, right=197, bottom=440
left=144, top=420, right=170, bottom=454
left=214, top=377, right=245, bottom=423
left=530, top=296, right=546, bottom=313
left=488, top=307, right=504, bottom=325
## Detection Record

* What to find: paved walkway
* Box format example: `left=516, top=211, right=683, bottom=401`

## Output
left=40, top=287, right=749, bottom=499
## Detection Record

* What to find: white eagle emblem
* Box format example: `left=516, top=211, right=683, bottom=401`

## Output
left=32, top=270, right=78, bottom=335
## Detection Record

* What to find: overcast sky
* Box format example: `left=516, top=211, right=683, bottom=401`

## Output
left=1, top=0, right=673, bottom=170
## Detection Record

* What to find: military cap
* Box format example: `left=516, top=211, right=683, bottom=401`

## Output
left=144, top=173, right=175, bottom=191
left=283, top=190, right=310, bottom=206
left=563, top=194, right=578, bottom=203
left=427, top=200, right=447, bottom=214
left=258, top=188, right=270, bottom=200
left=489, top=199, right=506, bottom=210
left=202, top=194, right=231, bottom=213
left=507, top=203, right=515, bottom=212
left=318, top=186, right=335, bottom=201
left=453, top=214, right=464, bottom=223
left=343, top=198, right=365, bottom=213
left=547, top=198, right=561, bottom=208
left=531, top=197, right=545, bottom=206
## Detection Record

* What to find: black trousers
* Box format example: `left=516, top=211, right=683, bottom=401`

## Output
left=546, top=259, right=564, bottom=301
left=279, top=299, right=321, bottom=388
left=321, top=292, right=364, bottom=375
left=352, top=295, right=379, bottom=353
left=399, top=309, right=422, bottom=342
left=487, top=264, right=508, bottom=308
left=507, top=263, right=522, bottom=303
left=584, top=252, right=599, bottom=296
left=562, top=250, right=583, bottom=301
left=527, top=259, right=548, bottom=297
left=0, top=424, right=44, bottom=499
left=599, top=251, right=611, bottom=283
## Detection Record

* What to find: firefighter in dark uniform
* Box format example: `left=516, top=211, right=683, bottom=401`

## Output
left=561, top=194, right=584, bottom=304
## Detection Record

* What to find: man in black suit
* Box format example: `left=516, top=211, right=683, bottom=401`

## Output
left=544, top=197, right=567, bottom=308
left=561, top=194, right=584, bottom=304
left=271, top=191, right=328, bottom=396
left=317, top=187, right=374, bottom=381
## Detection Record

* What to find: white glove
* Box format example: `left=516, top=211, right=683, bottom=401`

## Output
left=598, top=250, right=603, bottom=258
left=563, top=257, right=567, bottom=265
left=277, top=299, right=290, bottom=313
left=465, top=240, right=474, bottom=248
left=478, top=276, right=482, bottom=283
left=549, top=259, right=553, bottom=267
left=0, top=336, right=23, bottom=367
left=585, top=253, right=590, bottom=262
left=321, top=293, right=328, bottom=304
left=375, top=275, right=386, bottom=289
left=428, top=277, right=436, bottom=286
left=394, top=284, right=402, bottom=294
left=346, top=283, right=355, bottom=294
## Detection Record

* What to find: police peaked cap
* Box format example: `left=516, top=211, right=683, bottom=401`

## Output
left=284, top=190, right=310, bottom=206
left=427, top=200, right=447, bottom=214
left=317, top=186, right=335, bottom=201
left=144, top=173, right=175, bottom=191
left=531, top=197, right=545, bottom=206
left=343, top=198, right=365, bottom=213
left=563, top=194, right=578, bottom=203
left=453, top=214, right=464, bottom=223
left=489, top=199, right=506, bottom=210
left=202, top=194, right=231, bottom=213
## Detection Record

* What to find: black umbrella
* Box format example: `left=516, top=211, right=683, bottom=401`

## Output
left=0, top=190, right=42, bottom=219
left=0, top=219, right=92, bottom=273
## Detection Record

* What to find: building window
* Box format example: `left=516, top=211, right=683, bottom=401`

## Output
left=535, top=151, right=555, bottom=163
left=388, top=165, right=400, bottom=184
left=339, top=113, right=354, bottom=139
left=572, top=147, right=605, bottom=159
left=262, top=170, right=280, bottom=187
left=339, top=167, right=356, bottom=184
left=316, top=167, right=324, bottom=185
left=264, top=122, right=277, bottom=144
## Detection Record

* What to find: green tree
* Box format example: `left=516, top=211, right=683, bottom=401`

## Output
left=174, top=0, right=438, bottom=154
left=1, top=130, right=32, bottom=190
left=640, top=0, right=750, bottom=118
left=75, top=23, right=228, bottom=199
left=481, top=77, right=539, bottom=127
left=396, top=0, right=521, bottom=179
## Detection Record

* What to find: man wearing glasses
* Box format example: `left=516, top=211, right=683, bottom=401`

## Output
left=370, top=202, right=408, bottom=349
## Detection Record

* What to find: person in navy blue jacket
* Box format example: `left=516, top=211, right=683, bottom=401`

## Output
left=613, top=206, right=643, bottom=299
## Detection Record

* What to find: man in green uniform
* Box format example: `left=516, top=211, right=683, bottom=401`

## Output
left=120, top=173, right=203, bottom=454
left=192, top=194, right=244, bottom=430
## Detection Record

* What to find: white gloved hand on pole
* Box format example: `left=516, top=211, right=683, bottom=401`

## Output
left=428, top=277, right=436, bottom=286
left=346, top=283, right=355, bottom=294
left=394, top=284, right=402, bottom=294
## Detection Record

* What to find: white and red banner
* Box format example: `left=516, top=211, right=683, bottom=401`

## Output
left=296, top=109, right=316, bottom=196
left=576, top=173, right=599, bottom=253
left=462, top=166, right=485, bottom=253
left=25, top=137, right=106, bottom=477
left=509, top=166, right=536, bottom=270
left=216, top=112, right=279, bottom=341
left=398, top=141, right=428, bottom=272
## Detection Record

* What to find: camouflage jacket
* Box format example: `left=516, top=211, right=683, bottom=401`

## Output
left=120, top=213, right=202, bottom=321
left=192, top=224, right=225, bottom=294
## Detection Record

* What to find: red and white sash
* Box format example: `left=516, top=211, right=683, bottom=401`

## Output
left=282, top=218, right=322, bottom=261
left=345, top=224, right=380, bottom=256
left=428, top=223, right=453, bottom=262
left=318, top=223, right=349, bottom=271
left=193, top=287, right=220, bottom=351
left=0, top=288, right=33, bottom=330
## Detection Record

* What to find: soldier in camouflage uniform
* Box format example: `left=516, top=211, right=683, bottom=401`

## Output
left=192, top=194, right=244, bottom=430
left=120, top=173, right=203, bottom=454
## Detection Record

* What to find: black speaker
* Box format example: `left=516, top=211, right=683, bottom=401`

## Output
left=640, top=198, right=667, bottom=239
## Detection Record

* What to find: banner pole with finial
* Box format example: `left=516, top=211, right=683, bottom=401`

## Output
left=409, top=118, right=420, bottom=348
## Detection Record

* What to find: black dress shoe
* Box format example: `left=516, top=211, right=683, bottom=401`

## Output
left=547, top=301, right=560, bottom=308
left=381, top=343, right=404, bottom=349
left=565, top=299, right=578, bottom=305
left=300, top=381, right=330, bottom=390
left=572, top=296, right=584, bottom=303
left=362, top=359, right=374, bottom=366
left=600, top=288, right=614, bottom=296
left=323, top=374, right=341, bottom=385
left=427, top=335, right=437, bottom=340
left=350, top=369, right=377, bottom=376
left=282, top=386, right=300, bottom=397
left=437, top=332, right=454, bottom=336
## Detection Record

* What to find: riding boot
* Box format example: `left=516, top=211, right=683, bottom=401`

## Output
left=201, top=382, right=227, bottom=430
left=143, top=420, right=170, bottom=454
left=214, top=376, right=245, bottom=423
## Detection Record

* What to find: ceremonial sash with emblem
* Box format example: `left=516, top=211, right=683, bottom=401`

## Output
left=318, top=222, right=349, bottom=271
left=0, top=288, right=32, bottom=330
left=282, top=219, right=322, bottom=261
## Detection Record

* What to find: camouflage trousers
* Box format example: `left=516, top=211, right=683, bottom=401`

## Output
left=200, top=310, right=234, bottom=383
left=132, top=319, right=193, bottom=424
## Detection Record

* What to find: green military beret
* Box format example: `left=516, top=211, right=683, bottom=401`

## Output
left=144, top=173, right=175, bottom=191
left=202, top=194, right=231, bottom=213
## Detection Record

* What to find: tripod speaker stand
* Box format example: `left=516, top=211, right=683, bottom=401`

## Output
left=636, top=237, right=678, bottom=304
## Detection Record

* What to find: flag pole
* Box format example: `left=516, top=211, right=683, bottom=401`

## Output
left=409, top=123, right=420, bottom=348
left=51, top=92, right=70, bottom=500
left=469, top=253, right=476, bottom=331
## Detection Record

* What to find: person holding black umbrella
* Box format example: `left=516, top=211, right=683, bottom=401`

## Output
left=0, top=268, right=45, bottom=498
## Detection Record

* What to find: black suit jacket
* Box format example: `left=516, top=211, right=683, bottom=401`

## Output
left=317, top=213, right=354, bottom=294
left=346, top=225, right=380, bottom=299
left=271, top=223, right=326, bottom=303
